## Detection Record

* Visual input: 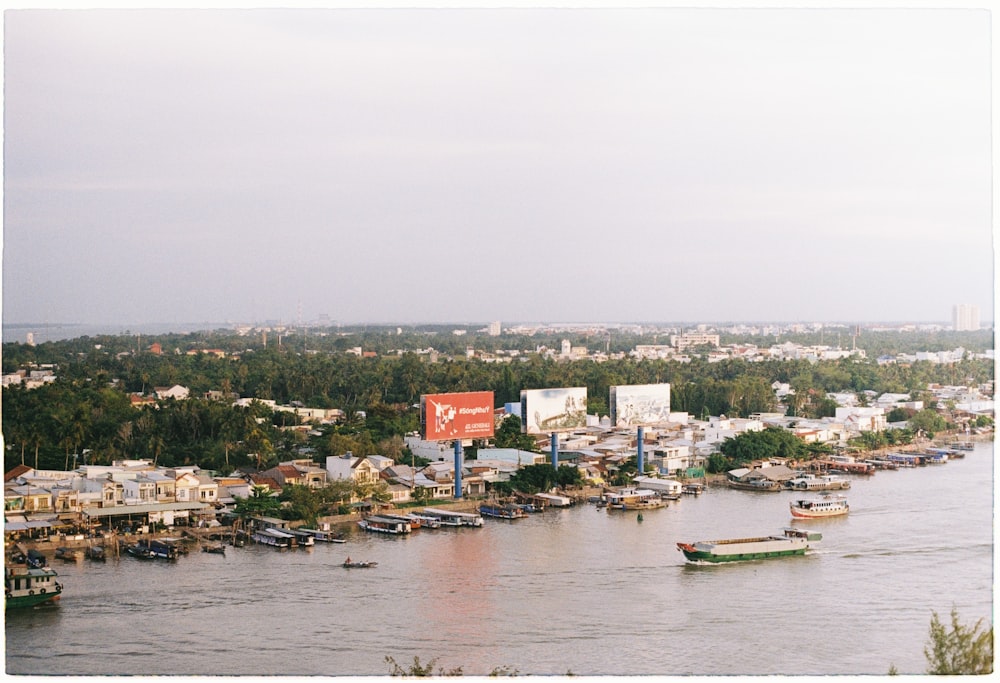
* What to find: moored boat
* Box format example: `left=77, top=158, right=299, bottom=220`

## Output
left=790, top=495, right=849, bottom=519
left=605, top=488, right=667, bottom=510
left=478, top=503, right=529, bottom=519
left=201, top=544, right=226, bottom=555
left=863, top=458, right=899, bottom=471
left=136, top=538, right=181, bottom=560
left=885, top=452, right=920, bottom=467
left=728, top=478, right=782, bottom=492
left=123, top=542, right=157, bottom=559
left=342, top=559, right=378, bottom=569
left=419, top=508, right=484, bottom=527
left=54, top=547, right=81, bottom=562
left=25, top=549, right=47, bottom=568
left=252, top=528, right=296, bottom=547
left=85, top=545, right=106, bottom=561
left=358, top=515, right=412, bottom=534
left=297, top=528, right=348, bottom=543
left=284, top=529, right=316, bottom=547
left=677, top=528, right=822, bottom=564
left=403, top=513, right=442, bottom=529
left=784, top=473, right=850, bottom=491
left=5, top=565, right=63, bottom=609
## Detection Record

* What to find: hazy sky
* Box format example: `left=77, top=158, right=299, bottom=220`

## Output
left=2, top=5, right=994, bottom=326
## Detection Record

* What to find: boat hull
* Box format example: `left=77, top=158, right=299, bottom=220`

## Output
left=678, top=545, right=808, bottom=563
left=677, top=529, right=821, bottom=564
left=6, top=591, right=61, bottom=609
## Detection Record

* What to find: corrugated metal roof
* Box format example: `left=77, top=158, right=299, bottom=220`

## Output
left=81, top=501, right=209, bottom=518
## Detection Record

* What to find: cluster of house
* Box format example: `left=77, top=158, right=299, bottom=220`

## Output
left=4, top=374, right=993, bottom=542
left=1, top=366, right=57, bottom=389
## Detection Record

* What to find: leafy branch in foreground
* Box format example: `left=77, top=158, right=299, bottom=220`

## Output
left=385, top=655, right=463, bottom=677
left=924, top=607, right=993, bottom=674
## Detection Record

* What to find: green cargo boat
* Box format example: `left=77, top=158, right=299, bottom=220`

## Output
left=5, top=565, right=64, bottom=609
left=677, top=527, right=821, bottom=564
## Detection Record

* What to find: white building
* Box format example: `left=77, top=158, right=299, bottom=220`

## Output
left=953, top=304, right=981, bottom=331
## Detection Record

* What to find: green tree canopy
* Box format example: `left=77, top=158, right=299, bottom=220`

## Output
left=719, top=426, right=806, bottom=465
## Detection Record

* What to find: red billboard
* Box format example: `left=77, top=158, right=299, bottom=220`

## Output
left=420, top=391, right=495, bottom=441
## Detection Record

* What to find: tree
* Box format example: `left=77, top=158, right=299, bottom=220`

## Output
left=233, top=484, right=282, bottom=521
left=908, top=409, right=948, bottom=438
left=924, top=607, right=993, bottom=674
left=280, top=484, right=324, bottom=526
left=493, top=415, right=537, bottom=452
left=719, top=426, right=806, bottom=464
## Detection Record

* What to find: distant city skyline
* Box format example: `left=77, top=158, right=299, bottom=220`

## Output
left=2, top=6, right=994, bottom=327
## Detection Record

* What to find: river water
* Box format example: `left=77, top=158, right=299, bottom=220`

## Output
left=5, top=443, right=993, bottom=677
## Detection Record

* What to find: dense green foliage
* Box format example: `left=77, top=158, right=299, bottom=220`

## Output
left=718, top=426, right=808, bottom=464
left=2, top=328, right=993, bottom=473
left=924, top=607, right=993, bottom=674
left=496, top=463, right=583, bottom=495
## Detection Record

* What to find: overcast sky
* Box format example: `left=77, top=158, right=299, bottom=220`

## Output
left=2, top=5, right=994, bottom=327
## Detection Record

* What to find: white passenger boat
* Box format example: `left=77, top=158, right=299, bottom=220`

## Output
left=789, top=494, right=849, bottom=519
left=604, top=488, right=666, bottom=511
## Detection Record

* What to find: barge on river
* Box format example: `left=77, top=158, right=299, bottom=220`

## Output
left=677, top=528, right=822, bottom=564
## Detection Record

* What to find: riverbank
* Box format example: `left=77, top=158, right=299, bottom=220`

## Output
left=8, top=432, right=989, bottom=554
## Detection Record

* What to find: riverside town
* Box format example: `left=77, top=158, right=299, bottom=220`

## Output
left=3, top=321, right=994, bottom=609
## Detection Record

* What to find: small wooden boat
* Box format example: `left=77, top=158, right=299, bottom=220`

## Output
left=85, top=546, right=106, bottom=561
left=342, top=559, right=378, bottom=569
left=123, top=543, right=157, bottom=560
left=54, top=547, right=81, bottom=562
left=201, top=544, right=226, bottom=555
left=25, top=549, right=47, bottom=569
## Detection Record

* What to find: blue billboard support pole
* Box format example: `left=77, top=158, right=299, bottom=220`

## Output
left=454, top=440, right=463, bottom=500
left=551, top=432, right=559, bottom=469
left=637, top=426, right=645, bottom=475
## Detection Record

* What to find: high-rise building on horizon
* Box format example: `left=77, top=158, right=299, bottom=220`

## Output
left=488, top=321, right=501, bottom=336
left=953, top=304, right=980, bottom=331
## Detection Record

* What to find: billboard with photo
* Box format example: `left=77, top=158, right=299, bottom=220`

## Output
left=610, top=383, right=672, bottom=427
left=420, top=391, right=495, bottom=441
left=520, top=387, right=588, bottom=434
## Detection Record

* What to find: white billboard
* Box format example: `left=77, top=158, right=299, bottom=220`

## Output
left=520, top=387, right=588, bottom=434
left=610, top=383, right=672, bottom=427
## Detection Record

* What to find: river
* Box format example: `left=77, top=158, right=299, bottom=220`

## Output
left=5, top=442, right=993, bottom=677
